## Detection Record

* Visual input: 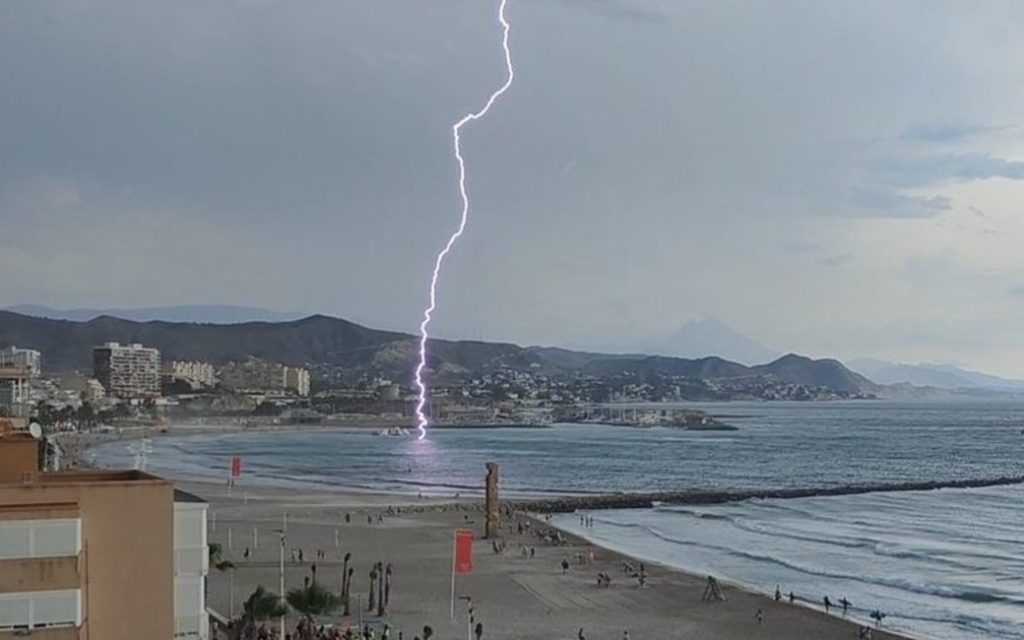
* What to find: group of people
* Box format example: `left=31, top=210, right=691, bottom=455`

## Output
left=769, top=584, right=886, bottom=632
left=280, top=622, right=397, bottom=640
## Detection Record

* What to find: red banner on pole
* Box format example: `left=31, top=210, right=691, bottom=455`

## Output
left=455, top=529, right=474, bottom=574
left=230, top=456, right=242, bottom=478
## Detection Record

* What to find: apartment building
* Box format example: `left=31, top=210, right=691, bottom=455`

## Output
left=173, top=490, right=210, bottom=640
left=92, top=342, right=161, bottom=399
left=284, top=367, right=310, bottom=397
left=164, top=361, right=217, bottom=390
left=0, top=347, right=42, bottom=378
left=0, top=361, right=32, bottom=422
left=0, top=433, right=208, bottom=639
left=219, top=359, right=310, bottom=397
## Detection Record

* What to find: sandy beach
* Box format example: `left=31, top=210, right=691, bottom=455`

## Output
left=189, top=478, right=913, bottom=640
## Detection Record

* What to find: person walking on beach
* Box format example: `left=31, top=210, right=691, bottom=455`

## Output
left=840, top=597, right=850, bottom=616
left=577, top=629, right=586, bottom=640
left=561, top=558, right=570, bottom=574
left=823, top=595, right=832, bottom=613
left=788, top=591, right=795, bottom=603
left=774, top=585, right=781, bottom=602
left=755, top=608, right=764, bottom=625
left=702, top=575, right=725, bottom=602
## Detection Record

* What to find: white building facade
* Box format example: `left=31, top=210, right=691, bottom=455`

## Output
left=173, top=490, right=210, bottom=640
left=0, top=347, right=42, bottom=378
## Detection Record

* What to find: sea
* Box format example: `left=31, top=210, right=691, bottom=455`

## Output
left=90, top=400, right=1024, bottom=640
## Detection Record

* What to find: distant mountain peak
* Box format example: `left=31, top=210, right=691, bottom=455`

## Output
left=649, top=317, right=780, bottom=365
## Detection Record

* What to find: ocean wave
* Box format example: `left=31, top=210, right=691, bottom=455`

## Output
left=651, top=505, right=1019, bottom=572
left=722, top=546, right=1023, bottom=606
left=588, top=519, right=1023, bottom=608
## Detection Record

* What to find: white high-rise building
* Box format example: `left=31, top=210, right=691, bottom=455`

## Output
left=0, top=346, right=42, bottom=378
left=284, top=367, right=310, bottom=397
left=92, top=343, right=161, bottom=399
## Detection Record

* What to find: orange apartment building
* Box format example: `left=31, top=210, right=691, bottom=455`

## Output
left=0, top=433, right=188, bottom=639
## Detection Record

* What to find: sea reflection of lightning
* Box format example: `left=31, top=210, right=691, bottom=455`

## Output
left=414, top=0, right=515, bottom=440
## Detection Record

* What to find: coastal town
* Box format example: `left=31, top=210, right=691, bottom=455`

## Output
left=1, top=340, right=870, bottom=436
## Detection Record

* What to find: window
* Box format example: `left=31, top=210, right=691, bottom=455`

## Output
left=0, top=519, right=81, bottom=559
left=0, top=590, right=81, bottom=630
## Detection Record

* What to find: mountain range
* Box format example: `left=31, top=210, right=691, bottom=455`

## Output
left=0, top=310, right=876, bottom=395
left=3, top=304, right=305, bottom=324
left=846, top=357, right=1024, bottom=391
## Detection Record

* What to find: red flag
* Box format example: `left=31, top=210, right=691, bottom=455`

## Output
left=230, top=456, right=242, bottom=478
left=455, top=529, right=474, bottom=574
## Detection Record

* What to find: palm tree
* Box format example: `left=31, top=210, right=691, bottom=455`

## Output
left=286, top=582, right=341, bottom=627
left=368, top=565, right=378, bottom=612
left=235, top=586, right=288, bottom=639
left=341, top=552, right=351, bottom=597
left=342, top=567, right=355, bottom=616
left=376, top=562, right=386, bottom=616
left=384, top=563, right=393, bottom=609
left=209, top=543, right=235, bottom=572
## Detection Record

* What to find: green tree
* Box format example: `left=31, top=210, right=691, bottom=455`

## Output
left=341, top=552, right=351, bottom=598
left=209, top=543, right=235, bottom=572
left=285, top=582, right=341, bottom=626
left=32, top=401, right=54, bottom=427
left=75, top=402, right=96, bottom=428
left=253, top=401, right=282, bottom=417
left=235, top=585, right=288, bottom=639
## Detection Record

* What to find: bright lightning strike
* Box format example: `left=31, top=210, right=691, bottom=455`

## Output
left=414, top=0, right=515, bottom=441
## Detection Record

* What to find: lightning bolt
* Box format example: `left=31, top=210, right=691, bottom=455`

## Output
left=414, top=0, right=515, bottom=440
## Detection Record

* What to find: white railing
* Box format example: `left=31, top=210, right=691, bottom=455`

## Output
left=0, top=589, right=81, bottom=630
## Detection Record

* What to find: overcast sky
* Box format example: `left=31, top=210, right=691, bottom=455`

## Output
left=2, top=1, right=1023, bottom=375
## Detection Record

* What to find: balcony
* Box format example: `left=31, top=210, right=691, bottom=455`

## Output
left=0, top=519, right=81, bottom=561
left=0, top=589, right=81, bottom=635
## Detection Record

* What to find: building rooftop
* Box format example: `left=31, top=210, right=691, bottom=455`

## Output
left=35, top=469, right=168, bottom=485
left=174, top=488, right=208, bottom=503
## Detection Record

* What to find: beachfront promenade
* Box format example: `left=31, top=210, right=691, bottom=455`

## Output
left=199, top=481, right=911, bottom=640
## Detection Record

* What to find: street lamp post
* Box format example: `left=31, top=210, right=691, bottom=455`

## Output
left=277, top=529, right=286, bottom=640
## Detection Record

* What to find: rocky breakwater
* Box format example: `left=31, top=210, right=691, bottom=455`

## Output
left=509, top=475, right=1024, bottom=514
left=561, top=406, right=737, bottom=430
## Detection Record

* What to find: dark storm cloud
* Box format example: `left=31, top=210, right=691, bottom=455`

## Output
left=850, top=187, right=952, bottom=217
left=536, top=0, right=671, bottom=24
left=901, top=122, right=1011, bottom=143
left=873, top=153, right=1024, bottom=188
